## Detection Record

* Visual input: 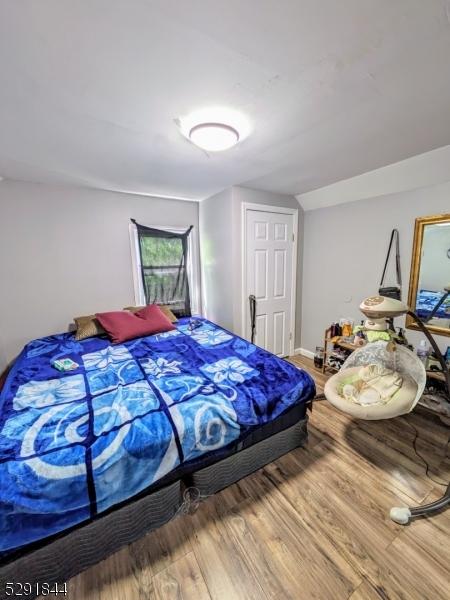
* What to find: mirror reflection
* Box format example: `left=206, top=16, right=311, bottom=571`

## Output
left=414, top=221, right=450, bottom=331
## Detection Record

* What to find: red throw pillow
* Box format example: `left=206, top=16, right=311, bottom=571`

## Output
left=134, top=304, right=172, bottom=322
left=96, top=305, right=175, bottom=343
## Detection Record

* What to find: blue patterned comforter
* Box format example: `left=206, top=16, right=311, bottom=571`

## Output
left=415, top=289, right=450, bottom=320
left=0, top=318, right=314, bottom=553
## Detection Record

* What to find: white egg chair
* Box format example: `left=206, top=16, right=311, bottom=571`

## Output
left=324, top=341, right=426, bottom=421
left=323, top=295, right=449, bottom=524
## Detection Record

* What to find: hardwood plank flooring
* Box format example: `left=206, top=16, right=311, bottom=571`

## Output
left=152, top=552, right=211, bottom=600
left=67, top=356, right=450, bottom=600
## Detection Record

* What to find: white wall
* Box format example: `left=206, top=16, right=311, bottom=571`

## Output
left=0, top=180, right=199, bottom=368
left=296, top=144, right=450, bottom=211
left=300, top=180, right=450, bottom=354
left=199, top=188, right=234, bottom=331
left=199, top=185, right=304, bottom=348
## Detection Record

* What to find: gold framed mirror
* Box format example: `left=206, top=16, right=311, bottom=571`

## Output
left=406, top=213, right=450, bottom=337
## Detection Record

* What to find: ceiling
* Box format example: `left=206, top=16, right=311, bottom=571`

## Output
left=1, top=0, right=450, bottom=201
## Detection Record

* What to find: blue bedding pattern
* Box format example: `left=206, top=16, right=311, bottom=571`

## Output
left=415, top=289, right=450, bottom=320
left=0, top=319, right=314, bottom=553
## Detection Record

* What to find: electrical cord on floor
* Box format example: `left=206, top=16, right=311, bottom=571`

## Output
left=312, top=389, right=449, bottom=486
left=403, top=416, right=450, bottom=487
left=173, top=487, right=212, bottom=517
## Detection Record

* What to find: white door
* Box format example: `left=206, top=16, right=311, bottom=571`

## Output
left=245, top=208, right=295, bottom=357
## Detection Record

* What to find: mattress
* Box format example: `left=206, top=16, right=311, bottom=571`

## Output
left=0, top=414, right=308, bottom=600
left=190, top=414, right=308, bottom=495
left=0, top=318, right=315, bottom=555
left=0, top=480, right=182, bottom=600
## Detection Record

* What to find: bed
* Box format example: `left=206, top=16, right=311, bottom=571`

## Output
left=0, top=318, right=315, bottom=598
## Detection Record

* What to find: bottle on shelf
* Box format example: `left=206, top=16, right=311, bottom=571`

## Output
left=354, top=327, right=366, bottom=346
left=314, top=346, right=324, bottom=369
left=397, top=327, right=408, bottom=345
left=341, top=320, right=353, bottom=338
left=416, top=339, right=429, bottom=366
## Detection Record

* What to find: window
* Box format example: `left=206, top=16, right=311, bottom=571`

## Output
left=129, top=220, right=200, bottom=316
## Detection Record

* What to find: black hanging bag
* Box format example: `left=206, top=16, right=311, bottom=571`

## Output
left=379, top=229, right=402, bottom=300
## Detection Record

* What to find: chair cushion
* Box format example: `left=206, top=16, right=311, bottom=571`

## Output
left=324, top=366, right=418, bottom=420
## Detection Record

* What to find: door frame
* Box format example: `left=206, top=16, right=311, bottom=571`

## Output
left=241, top=202, right=298, bottom=357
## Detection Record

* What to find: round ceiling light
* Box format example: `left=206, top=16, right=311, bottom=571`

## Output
left=189, top=122, right=239, bottom=152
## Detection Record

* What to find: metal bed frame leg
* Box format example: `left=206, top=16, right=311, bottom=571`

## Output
left=390, top=483, right=450, bottom=524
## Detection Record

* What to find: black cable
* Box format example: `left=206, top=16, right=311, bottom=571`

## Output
left=249, top=295, right=256, bottom=344
left=403, top=416, right=449, bottom=487
left=314, top=391, right=449, bottom=485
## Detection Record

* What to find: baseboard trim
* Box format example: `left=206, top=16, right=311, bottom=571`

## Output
left=293, top=347, right=315, bottom=359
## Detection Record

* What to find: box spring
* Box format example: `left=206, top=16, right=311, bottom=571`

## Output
left=0, top=408, right=308, bottom=600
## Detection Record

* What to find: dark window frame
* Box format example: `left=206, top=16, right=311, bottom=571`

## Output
left=131, top=219, right=194, bottom=317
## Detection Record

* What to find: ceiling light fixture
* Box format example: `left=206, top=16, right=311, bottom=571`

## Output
left=189, top=122, right=239, bottom=152
left=178, top=107, right=251, bottom=152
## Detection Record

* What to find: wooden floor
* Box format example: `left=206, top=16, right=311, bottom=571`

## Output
left=67, top=357, right=450, bottom=600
